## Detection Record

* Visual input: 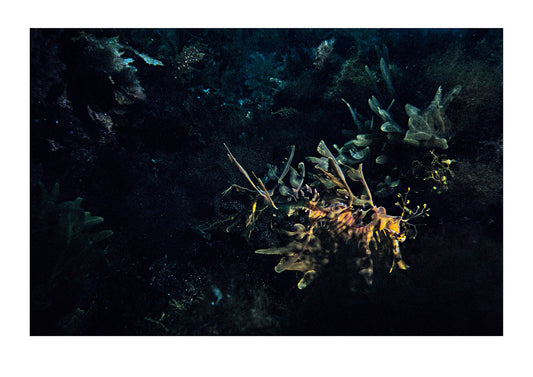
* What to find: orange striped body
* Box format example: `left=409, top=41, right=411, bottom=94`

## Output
left=301, top=198, right=408, bottom=284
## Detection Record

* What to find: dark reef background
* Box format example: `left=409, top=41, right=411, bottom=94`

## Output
left=30, top=28, right=502, bottom=335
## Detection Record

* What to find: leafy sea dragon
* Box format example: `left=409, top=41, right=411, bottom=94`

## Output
left=224, top=141, right=425, bottom=289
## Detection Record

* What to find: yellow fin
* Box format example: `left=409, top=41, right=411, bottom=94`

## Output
left=397, top=260, right=409, bottom=270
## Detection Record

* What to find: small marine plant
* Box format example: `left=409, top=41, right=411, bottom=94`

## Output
left=411, top=150, right=455, bottom=194
left=223, top=141, right=428, bottom=289
left=31, top=182, right=113, bottom=311
left=332, top=50, right=461, bottom=184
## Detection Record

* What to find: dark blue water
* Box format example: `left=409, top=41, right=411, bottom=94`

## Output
left=30, top=28, right=502, bottom=335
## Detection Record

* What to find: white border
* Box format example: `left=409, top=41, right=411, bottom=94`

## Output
left=2, top=1, right=529, bottom=376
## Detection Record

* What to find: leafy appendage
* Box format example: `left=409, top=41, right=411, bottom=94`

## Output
left=225, top=141, right=416, bottom=289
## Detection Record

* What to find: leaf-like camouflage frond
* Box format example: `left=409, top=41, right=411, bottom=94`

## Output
left=255, top=222, right=326, bottom=289
left=224, top=143, right=278, bottom=209
left=343, top=163, right=363, bottom=183
left=341, top=163, right=374, bottom=207
left=316, top=140, right=354, bottom=206
left=277, top=145, right=295, bottom=183
left=89, top=230, right=114, bottom=245
left=314, top=166, right=346, bottom=189
left=84, top=215, right=104, bottom=227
